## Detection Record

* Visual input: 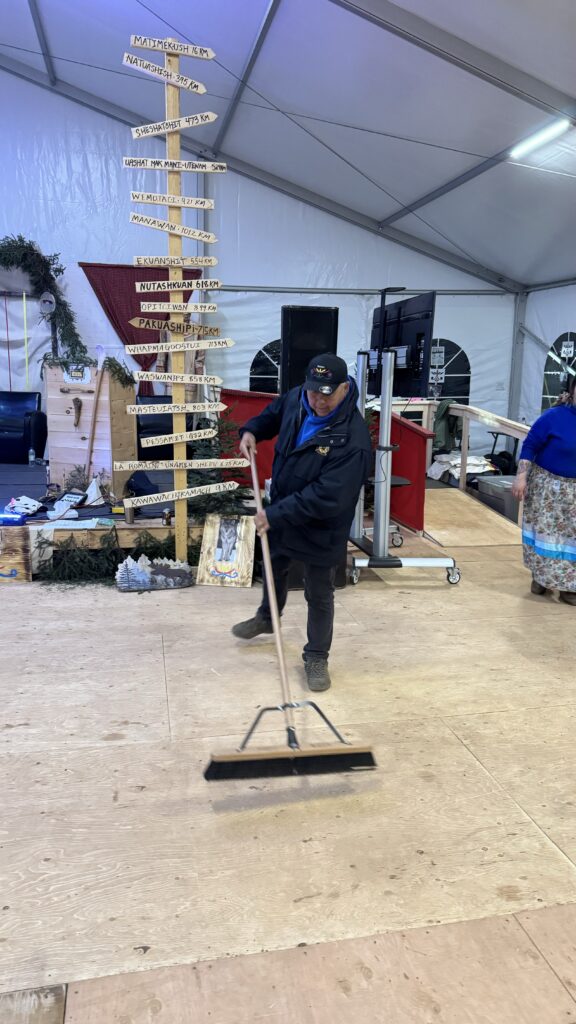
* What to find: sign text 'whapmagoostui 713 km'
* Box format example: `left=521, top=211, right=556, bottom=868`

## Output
left=132, top=112, right=217, bottom=140
left=135, top=279, right=221, bottom=292
left=124, top=481, right=239, bottom=510
left=133, top=370, right=222, bottom=385
left=141, top=428, right=217, bottom=449
left=130, top=35, right=215, bottom=59
left=131, top=191, right=214, bottom=209
left=114, top=458, right=248, bottom=471
left=126, top=337, right=233, bottom=355
left=123, top=52, right=206, bottom=92
left=133, top=256, right=218, bottom=268
left=123, top=158, right=226, bottom=173
left=127, top=317, right=221, bottom=336
left=130, top=213, right=216, bottom=243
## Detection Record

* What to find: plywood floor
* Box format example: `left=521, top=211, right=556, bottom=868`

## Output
left=424, top=487, right=521, bottom=546
left=1, top=498, right=576, bottom=1021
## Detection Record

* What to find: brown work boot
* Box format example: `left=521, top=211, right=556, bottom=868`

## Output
left=232, top=614, right=273, bottom=639
left=531, top=580, right=547, bottom=595
left=304, top=657, right=332, bottom=692
left=559, top=591, right=576, bottom=606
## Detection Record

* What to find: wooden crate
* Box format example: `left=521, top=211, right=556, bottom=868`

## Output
left=0, top=526, right=31, bottom=583
left=45, top=368, right=137, bottom=498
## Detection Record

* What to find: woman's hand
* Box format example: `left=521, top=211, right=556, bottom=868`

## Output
left=512, top=472, right=528, bottom=500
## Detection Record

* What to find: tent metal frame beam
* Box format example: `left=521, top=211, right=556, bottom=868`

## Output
left=0, top=52, right=524, bottom=293
left=27, top=0, right=56, bottom=86
left=525, top=276, right=576, bottom=293
left=329, top=0, right=576, bottom=226
left=379, top=149, right=509, bottom=227
left=211, top=0, right=282, bottom=156
left=328, top=0, right=576, bottom=118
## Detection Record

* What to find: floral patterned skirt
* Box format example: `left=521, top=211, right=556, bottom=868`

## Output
left=523, top=463, right=576, bottom=591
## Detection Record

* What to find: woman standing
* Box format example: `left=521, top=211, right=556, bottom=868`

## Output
left=512, top=376, right=576, bottom=604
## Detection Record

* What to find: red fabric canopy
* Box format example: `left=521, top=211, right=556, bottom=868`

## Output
left=79, top=262, right=200, bottom=395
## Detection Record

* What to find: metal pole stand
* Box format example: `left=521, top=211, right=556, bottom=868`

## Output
left=350, top=350, right=461, bottom=586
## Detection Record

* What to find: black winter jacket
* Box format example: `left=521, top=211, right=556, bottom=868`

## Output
left=241, top=380, right=372, bottom=566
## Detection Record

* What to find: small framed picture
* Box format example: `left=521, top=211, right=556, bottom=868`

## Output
left=196, top=514, right=256, bottom=588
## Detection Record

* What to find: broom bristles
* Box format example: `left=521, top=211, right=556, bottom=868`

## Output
left=204, top=744, right=376, bottom=780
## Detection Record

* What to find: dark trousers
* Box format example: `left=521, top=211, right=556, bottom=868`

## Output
left=258, top=553, right=336, bottom=661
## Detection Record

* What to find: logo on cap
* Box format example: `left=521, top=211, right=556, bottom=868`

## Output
left=311, top=364, right=332, bottom=378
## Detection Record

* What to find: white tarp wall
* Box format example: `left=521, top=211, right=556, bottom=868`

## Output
left=1, top=71, right=515, bottom=446
left=522, top=286, right=576, bottom=424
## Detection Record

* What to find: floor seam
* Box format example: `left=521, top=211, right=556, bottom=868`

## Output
left=513, top=913, right=576, bottom=1006
left=161, top=635, right=173, bottom=742
left=441, top=717, right=576, bottom=873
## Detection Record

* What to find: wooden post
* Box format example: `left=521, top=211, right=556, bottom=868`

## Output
left=165, top=45, right=188, bottom=563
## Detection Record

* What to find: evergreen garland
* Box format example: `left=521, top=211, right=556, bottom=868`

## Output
left=36, top=528, right=201, bottom=584
left=187, top=413, right=252, bottom=519
left=0, top=234, right=89, bottom=364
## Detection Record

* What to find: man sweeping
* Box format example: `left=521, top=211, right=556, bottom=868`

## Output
left=232, top=353, right=372, bottom=692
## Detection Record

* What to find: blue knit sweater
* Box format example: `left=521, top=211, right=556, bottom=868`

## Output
left=520, top=404, right=576, bottom=478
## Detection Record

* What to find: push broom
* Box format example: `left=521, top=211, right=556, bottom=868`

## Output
left=203, top=451, right=377, bottom=780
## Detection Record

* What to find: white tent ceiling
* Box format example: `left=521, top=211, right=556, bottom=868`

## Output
left=2, top=0, right=576, bottom=292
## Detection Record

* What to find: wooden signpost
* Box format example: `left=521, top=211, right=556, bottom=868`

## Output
left=124, top=481, right=238, bottom=509
left=131, top=192, right=214, bottom=209
left=135, top=279, right=221, bottom=292
left=124, top=33, right=239, bottom=561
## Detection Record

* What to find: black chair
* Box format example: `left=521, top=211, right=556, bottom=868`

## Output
left=0, top=391, right=47, bottom=464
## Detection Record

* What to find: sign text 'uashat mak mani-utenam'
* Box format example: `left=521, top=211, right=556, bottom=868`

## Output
left=123, top=158, right=226, bottom=173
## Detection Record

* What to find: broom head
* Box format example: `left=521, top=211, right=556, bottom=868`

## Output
left=204, top=743, right=377, bottom=780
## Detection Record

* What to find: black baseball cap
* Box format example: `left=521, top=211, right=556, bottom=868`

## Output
left=304, top=353, right=348, bottom=395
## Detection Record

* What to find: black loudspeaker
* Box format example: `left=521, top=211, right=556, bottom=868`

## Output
left=280, top=306, right=339, bottom=394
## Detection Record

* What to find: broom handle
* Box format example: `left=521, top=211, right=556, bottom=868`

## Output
left=250, top=452, right=296, bottom=720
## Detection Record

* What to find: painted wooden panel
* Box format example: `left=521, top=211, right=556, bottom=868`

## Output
left=0, top=985, right=65, bottom=1023
left=0, top=526, right=31, bottom=583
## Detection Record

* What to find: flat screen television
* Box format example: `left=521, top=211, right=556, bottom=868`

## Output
left=367, top=291, right=436, bottom=398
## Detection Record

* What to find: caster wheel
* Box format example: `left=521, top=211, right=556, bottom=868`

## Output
left=391, top=532, right=404, bottom=548
left=349, top=568, right=361, bottom=586
left=447, top=568, right=461, bottom=585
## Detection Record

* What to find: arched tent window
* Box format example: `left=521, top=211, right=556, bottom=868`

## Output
left=542, top=332, right=576, bottom=411
left=430, top=338, right=471, bottom=404
left=249, top=340, right=280, bottom=394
